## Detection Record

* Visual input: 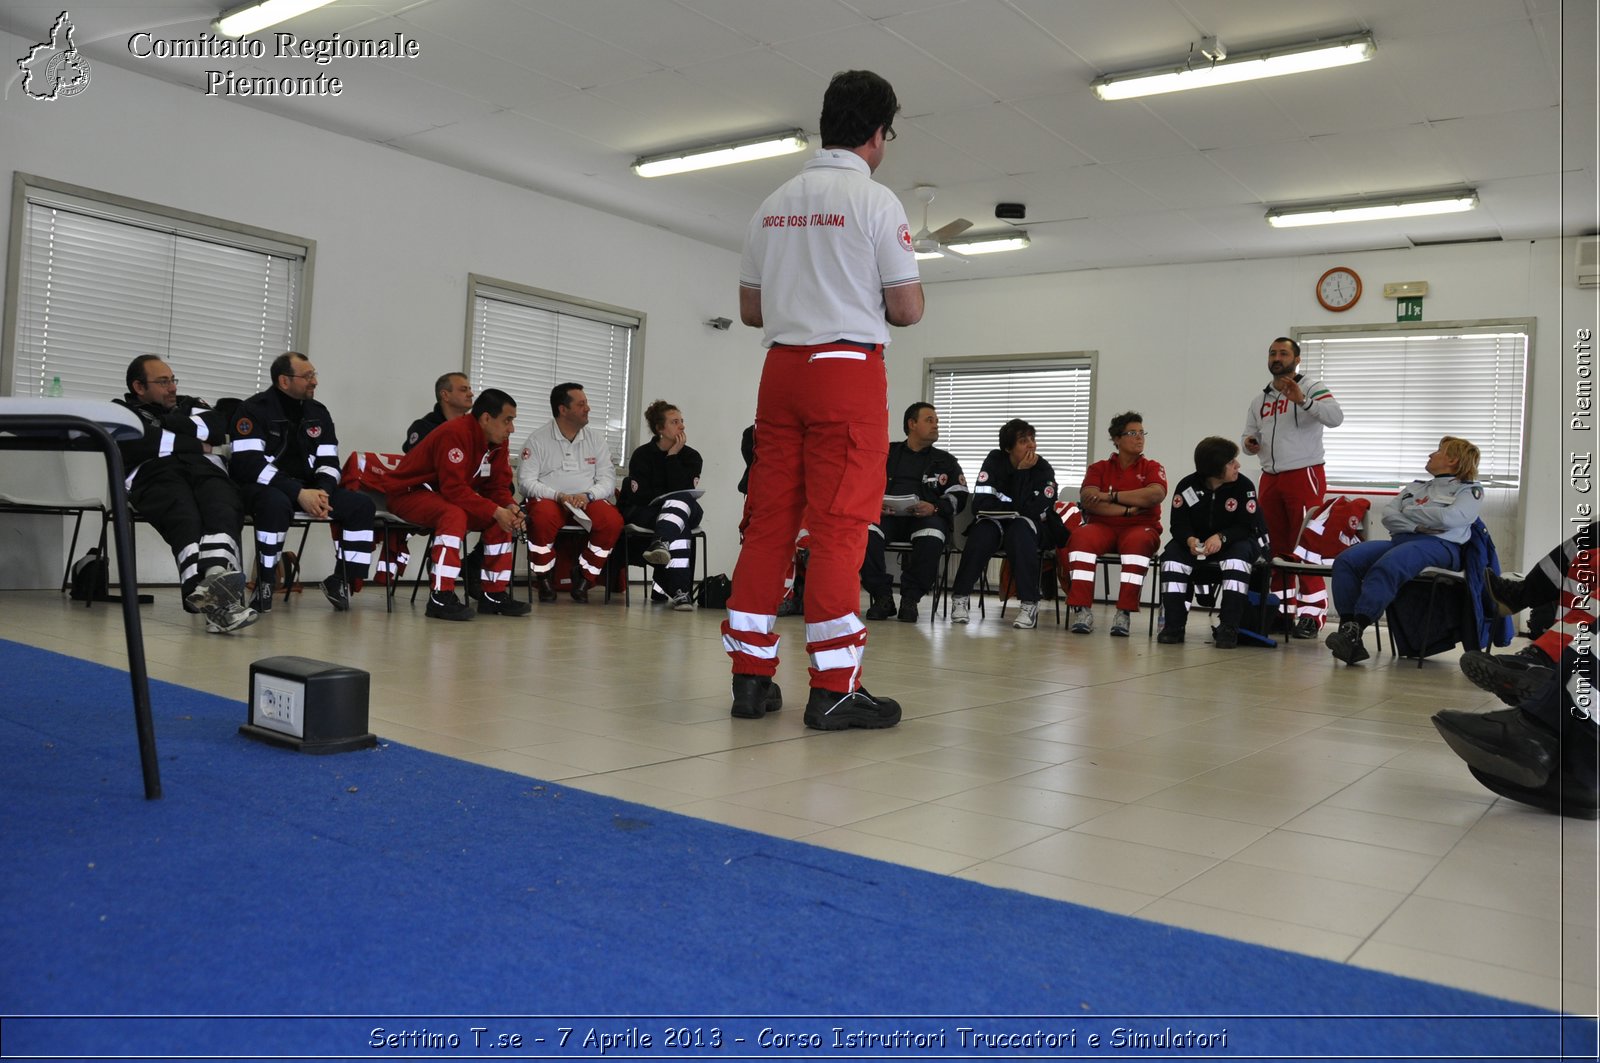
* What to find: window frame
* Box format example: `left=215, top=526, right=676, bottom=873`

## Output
left=2, top=171, right=315, bottom=398
left=1291, top=318, right=1533, bottom=497
left=924, top=351, right=1098, bottom=493
left=463, top=274, right=644, bottom=469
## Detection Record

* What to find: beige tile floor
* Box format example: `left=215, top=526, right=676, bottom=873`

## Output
left=5, top=584, right=1597, bottom=1014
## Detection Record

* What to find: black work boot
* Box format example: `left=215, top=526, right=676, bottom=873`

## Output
left=730, top=675, right=782, bottom=719
left=803, top=687, right=901, bottom=731
left=864, top=592, right=896, bottom=621
left=1325, top=619, right=1370, bottom=664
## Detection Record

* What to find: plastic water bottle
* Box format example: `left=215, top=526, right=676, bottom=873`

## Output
left=45, top=375, right=64, bottom=398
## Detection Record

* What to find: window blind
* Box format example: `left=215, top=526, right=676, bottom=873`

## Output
left=468, top=281, right=638, bottom=465
left=1297, top=329, right=1528, bottom=487
left=928, top=358, right=1095, bottom=489
left=11, top=190, right=302, bottom=402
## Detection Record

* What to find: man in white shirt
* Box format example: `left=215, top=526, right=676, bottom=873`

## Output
left=722, top=70, right=924, bottom=731
left=517, top=383, right=621, bottom=602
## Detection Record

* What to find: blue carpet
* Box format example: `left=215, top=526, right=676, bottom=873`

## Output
left=0, top=639, right=1591, bottom=1060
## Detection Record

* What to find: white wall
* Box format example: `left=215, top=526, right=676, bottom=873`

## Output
left=0, top=32, right=754, bottom=587
left=890, top=239, right=1577, bottom=571
left=2, top=33, right=1583, bottom=592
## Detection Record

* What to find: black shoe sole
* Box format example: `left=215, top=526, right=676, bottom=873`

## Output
left=425, top=607, right=474, bottom=621
left=1433, top=713, right=1554, bottom=789
left=1459, top=652, right=1555, bottom=707
left=1468, top=766, right=1599, bottom=819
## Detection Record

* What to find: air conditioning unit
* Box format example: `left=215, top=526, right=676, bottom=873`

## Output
left=1578, top=236, right=1600, bottom=289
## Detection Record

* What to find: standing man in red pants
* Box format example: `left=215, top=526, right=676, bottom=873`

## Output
left=723, top=69, right=923, bottom=730
left=1242, top=336, right=1343, bottom=639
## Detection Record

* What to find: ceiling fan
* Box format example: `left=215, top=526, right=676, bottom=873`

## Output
left=910, top=186, right=972, bottom=260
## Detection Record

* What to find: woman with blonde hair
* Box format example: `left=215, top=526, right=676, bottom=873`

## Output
left=1326, top=436, right=1483, bottom=664
left=620, top=400, right=704, bottom=610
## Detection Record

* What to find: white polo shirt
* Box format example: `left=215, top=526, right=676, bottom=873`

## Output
left=739, top=149, right=919, bottom=348
left=517, top=420, right=617, bottom=501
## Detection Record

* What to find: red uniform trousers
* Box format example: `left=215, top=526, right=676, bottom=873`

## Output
left=385, top=491, right=514, bottom=595
left=1061, top=521, right=1160, bottom=610
left=523, top=498, right=622, bottom=586
left=1261, top=464, right=1328, bottom=624
left=723, top=344, right=887, bottom=692
left=1534, top=547, right=1598, bottom=666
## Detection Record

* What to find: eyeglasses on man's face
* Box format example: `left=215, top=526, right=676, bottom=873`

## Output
left=883, top=125, right=897, bottom=142
left=145, top=376, right=178, bottom=387
left=291, top=371, right=318, bottom=381
left=1120, top=430, right=1147, bottom=438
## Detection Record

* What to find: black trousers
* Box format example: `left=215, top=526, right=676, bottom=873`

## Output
left=242, top=482, right=376, bottom=584
left=861, top=514, right=948, bottom=603
left=129, top=458, right=244, bottom=599
left=953, top=517, right=1040, bottom=604
left=637, top=496, right=703, bottom=595
left=1159, top=538, right=1263, bottom=632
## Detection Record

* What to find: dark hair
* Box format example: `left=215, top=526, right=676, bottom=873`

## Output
left=1108, top=411, right=1143, bottom=440
left=550, top=382, right=583, bottom=418
left=903, top=402, right=934, bottom=436
left=644, top=399, right=679, bottom=435
left=435, top=372, right=467, bottom=401
left=126, top=354, right=163, bottom=391
left=1273, top=336, right=1301, bottom=358
left=472, top=388, right=515, bottom=419
left=999, top=418, right=1035, bottom=452
left=1194, top=435, right=1239, bottom=480
left=270, top=351, right=306, bottom=389
left=819, top=70, right=900, bottom=149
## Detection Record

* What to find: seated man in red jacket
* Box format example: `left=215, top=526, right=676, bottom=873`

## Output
left=376, top=388, right=530, bottom=621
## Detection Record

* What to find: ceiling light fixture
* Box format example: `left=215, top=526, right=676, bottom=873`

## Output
left=1266, top=190, right=1479, bottom=228
left=945, top=232, right=1030, bottom=255
left=213, top=0, right=339, bottom=38
left=1092, top=33, right=1374, bottom=101
left=632, top=130, right=808, bottom=178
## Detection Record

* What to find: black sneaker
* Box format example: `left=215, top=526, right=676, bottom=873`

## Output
left=1459, top=647, right=1556, bottom=706
left=730, top=675, right=782, bottom=718
left=1325, top=620, right=1369, bottom=664
left=864, top=593, right=896, bottom=620
left=1212, top=623, right=1239, bottom=649
left=1292, top=616, right=1320, bottom=640
left=1156, top=627, right=1185, bottom=644
left=251, top=578, right=275, bottom=613
left=321, top=574, right=351, bottom=611
left=1484, top=568, right=1527, bottom=618
left=426, top=590, right=474, bottom=621
left=1433, top=708, right=1558, bottom=789
left=642, top=539, right=672, bottom=566
left=897, top=597, right=919, bottom=623
left=803, top=687, right=901, bottom=731
left=478, top=591, right=532, bottom=617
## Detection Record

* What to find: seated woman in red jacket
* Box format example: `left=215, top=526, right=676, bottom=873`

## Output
left=620, top=400, right=704, bottom=610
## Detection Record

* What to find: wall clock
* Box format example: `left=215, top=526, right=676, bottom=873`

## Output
left=1316, top=266, right=1362, bottom=312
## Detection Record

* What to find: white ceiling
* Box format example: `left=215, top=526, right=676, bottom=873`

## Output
left=4, top=0, right=1595, bottom=281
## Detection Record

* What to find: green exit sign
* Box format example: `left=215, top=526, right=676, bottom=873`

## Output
left=1397, top=297, right=1423, bottom=322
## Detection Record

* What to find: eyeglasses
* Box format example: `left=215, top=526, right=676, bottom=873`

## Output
left=884, top=125, right=897, bottom=142
left=1120, top=430, right=1148, bottom=438
left=291, top=371, right=318, bottom=381
left=145, top=376, right=178, bottom=387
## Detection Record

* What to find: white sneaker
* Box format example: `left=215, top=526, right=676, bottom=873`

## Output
left=1013, top=602, right=1038, bottom=629
left=1069, top=606, right=1094, bottom=634
left=669, top=589, right=694, bottom=611
left=205, top=602, right=259, bottom=634
left=1110, top=609, right=1132, bottom=637
left=950, top=595, right=970, bottom=624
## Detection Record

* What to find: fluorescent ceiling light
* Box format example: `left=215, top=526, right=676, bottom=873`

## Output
left=1266, top=191, right=1478, bottom=228
left=945, top=232, right=1030, bottom=255
left=213, top=0, right=338, bottom=37
left=1093, top=34, right=1374, bottom=101
left=633, top=131, right=807, bottom=178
